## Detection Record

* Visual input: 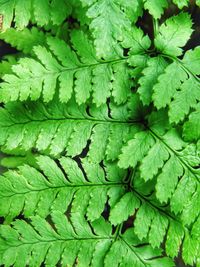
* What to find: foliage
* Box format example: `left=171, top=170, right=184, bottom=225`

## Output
left=0, top=0, right=200, bottom=266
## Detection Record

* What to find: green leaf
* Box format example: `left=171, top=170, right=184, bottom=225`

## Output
left=0, top=155, right=127, bottom=221
left=33, top=0, right=51, bottom=27
left=0, top=0, right=31, bottom=30
left=0, top=215, right=173, bottom=267
left=169, top=79, right=200, bottom=123
left=156, top=155, right=183, bottom=203
left=109, top=192, right=140, bottom=225
left=118, top=131, right=155, bottom=169
left=183, top=104, right=200, bottom=141
left=182, top=232, right=199, bottom=266
left=112, top=62, right=132, bottom=104
left=0, top=97, right=142, bottom=161
left=165, top=221, right=184, bottom=258
left=119, top=120, right=199, bottom=222
left=0, top=0, right=72, bottom=30
left=138, top=56, right=168, bottom=105
left=80, top=0, right=131, bottom=59
left=0, top=56, right=17, bottom=78
left=182, top=46, right=200, bottom=75
left=155, top=13, right=193, bottom=56
left=0, top=27, right=47, bottom=55
left=191, top=215, right=200, bottom=240
left=172, top=0, right=189, bottom=8
left=153, top=61, right=187, bottom=109
left=117, top=0, right=143, bottom=23
left=144, top=0, right=168, bottom=19
left=50, top=0, right=72, bottom=25
left=181, top=185, right=200, bottom=225
left=0, top=153, right=193, bottom=262
left=0, top=32, right=132, bottom=106
left=140, top=141, right=169, bottom=181
left=148, top=212, right=168, bottom=248
left=152, top=58, right=200, bottom=123
left=171, top=171, right=196, bottom=215
left=122, top=26, right=151, bottom=56
left=134, top=203, right=155, bottom=240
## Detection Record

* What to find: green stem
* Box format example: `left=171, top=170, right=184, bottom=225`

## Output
left=153, top=19, right=159, bottom=39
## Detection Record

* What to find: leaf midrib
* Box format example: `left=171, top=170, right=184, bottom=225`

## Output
left=1, top=182, right=125, bottom=197
left=3, top=116, right=140, bottom=128
left=16, top=57, right=128, bottom=79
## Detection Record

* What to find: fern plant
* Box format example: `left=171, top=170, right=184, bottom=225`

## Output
left=0, top=1, right=200, bottom=266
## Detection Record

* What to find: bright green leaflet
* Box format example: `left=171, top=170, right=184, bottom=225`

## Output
left=0, top=0, right=72, bottom=30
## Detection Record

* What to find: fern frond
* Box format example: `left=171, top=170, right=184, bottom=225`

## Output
left=0, top=212, right=174, bottom=267
left=0, top=155, right=197, bottom=265
left=137, top=47, right=200, bottom=123
left=120, top=14, right=199, bottom=123
left=154, top=13, right=193, bottom=57
left=0, top=27, right=47, bottom=55
left=110, top=173, right=199, bottom=264
left=0, top=2, right=199, bottom=266
left=0, top=155, right=127, bottom=221
left=81, top=0, right=192, bottom=59
left=0, top=31, right=134, bottom=106
left=0, top=96, right=143, bottom=160
left=0, top=0, right=72, bottom=30
left=119, top=111, right=200, bottom=225
left=80, top=0, right=143, bottom=59
left=152, top=57, right=200, bottom=123
left=0, top=26, right=151, bottom=106
left=1, top=97, right=198, bottom=227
